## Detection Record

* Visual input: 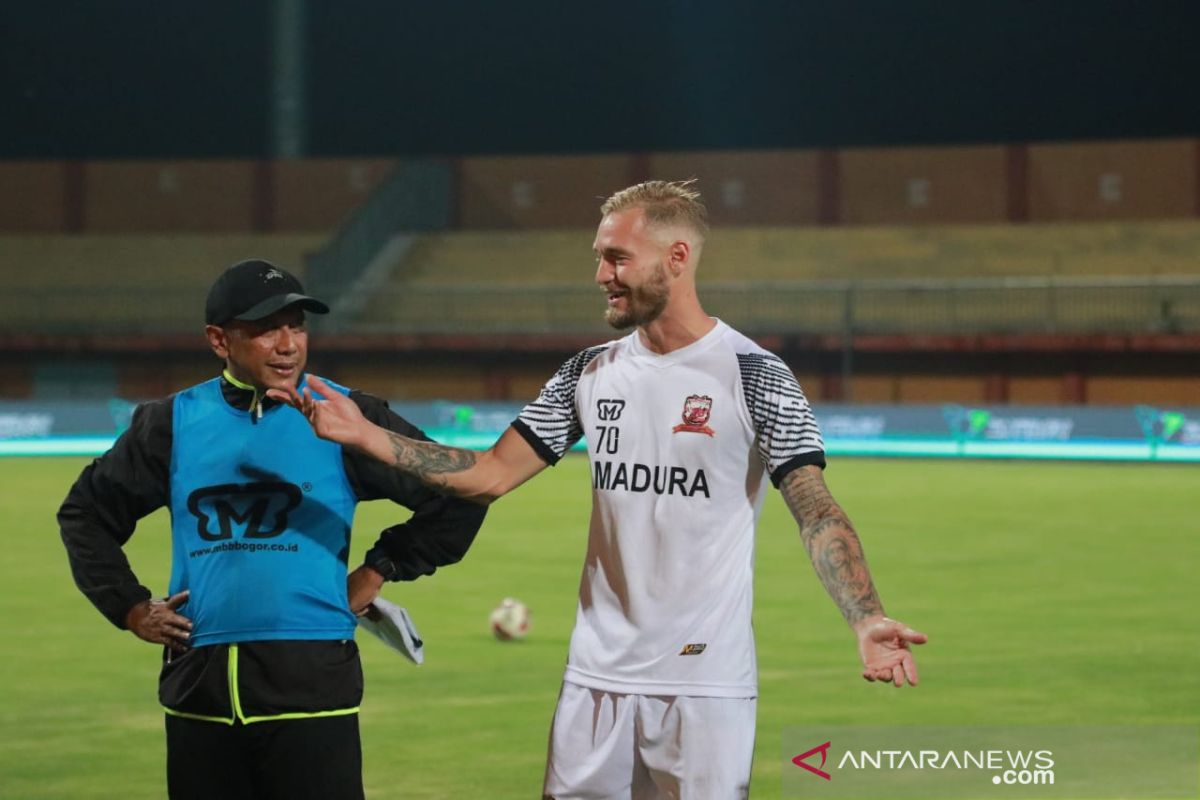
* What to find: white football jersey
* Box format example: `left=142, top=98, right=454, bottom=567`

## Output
left=514, top=320, right=825, bottom=698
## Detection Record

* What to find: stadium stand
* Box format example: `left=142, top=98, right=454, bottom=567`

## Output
left=350, top=221, right=1200, bottom=335
left=0, top=234, right=324, bottom=333
left=2, top=139, right=1197, bottom=404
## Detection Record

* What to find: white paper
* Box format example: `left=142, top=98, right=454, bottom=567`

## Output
left=356, top=596, right=424, bottom=665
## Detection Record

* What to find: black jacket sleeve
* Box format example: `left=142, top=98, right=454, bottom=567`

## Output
left=58, top=398, right=173, bottom=628
left=343, top=391, right=487, bottom=581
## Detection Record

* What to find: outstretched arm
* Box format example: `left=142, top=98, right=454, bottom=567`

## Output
left=342, top=390, right=489, bottom=613
left=779, top=465, right=927, bottom=686
left=269, top=376, right=548, bottom=504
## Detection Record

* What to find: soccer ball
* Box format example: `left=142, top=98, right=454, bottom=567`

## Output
left=489, top=597, right=530, bottom=641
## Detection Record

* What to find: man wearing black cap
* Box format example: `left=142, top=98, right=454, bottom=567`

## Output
left=59, top=259, right=487, bottom=800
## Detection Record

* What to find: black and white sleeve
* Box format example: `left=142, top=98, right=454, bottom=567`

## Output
left=511, top=345, right=608, bottom=466
left=737, top=352, right=826, bottom=487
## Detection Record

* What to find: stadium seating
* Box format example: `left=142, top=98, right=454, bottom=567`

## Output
left=373, top=221, right=1200, bottom=286
left=351, top=221, right=1200, bottom=335
left=4, top=205, right=1198, bottom=341
left=3, top=140, right=1197, bottom=404
left=0, top=234, right=324, bottom=334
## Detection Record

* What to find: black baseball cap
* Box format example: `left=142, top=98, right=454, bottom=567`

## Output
left=205, top=259, right=329, bottom=326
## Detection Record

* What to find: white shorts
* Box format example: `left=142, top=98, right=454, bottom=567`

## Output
left=542, top=681, right=757, bottom=800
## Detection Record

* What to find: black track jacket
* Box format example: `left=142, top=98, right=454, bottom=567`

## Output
left=58, top=375, right=487, bottom=721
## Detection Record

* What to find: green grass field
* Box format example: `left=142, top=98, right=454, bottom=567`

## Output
left=1, top=455, right=1197, bottom=798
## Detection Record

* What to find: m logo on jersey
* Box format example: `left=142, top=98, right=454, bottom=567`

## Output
left=672, top=394, right=715, bottom=436
left=187, top=482, right=302, bottom=541
left=597, top=398, right=626, bottom=421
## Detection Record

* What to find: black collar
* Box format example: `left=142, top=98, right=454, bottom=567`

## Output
left=219, top=373, right=286, bottom=415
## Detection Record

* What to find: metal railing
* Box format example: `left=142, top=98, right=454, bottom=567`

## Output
left=4, top=276, right=1199, bottom=338
left=348, top=275, right=1200, bottom=337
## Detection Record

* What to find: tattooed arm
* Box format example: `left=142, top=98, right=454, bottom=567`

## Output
left=269, top=376, right=548, bottom=504
left=780, top=465, right=883, bottom=624
left=779, top=465, right=928, bottom=686
left=375, top=426, right=547, bottom=503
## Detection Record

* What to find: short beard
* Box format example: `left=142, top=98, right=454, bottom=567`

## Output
left=605, top=262, right=670, bottom=330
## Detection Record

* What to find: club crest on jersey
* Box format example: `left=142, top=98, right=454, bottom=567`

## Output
left=672, top=395, right=715, bottom=436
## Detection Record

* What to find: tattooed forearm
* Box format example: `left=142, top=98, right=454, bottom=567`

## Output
left=780, top=466, right=884, bottom=625
left=386, top=431, right=478, bottom=495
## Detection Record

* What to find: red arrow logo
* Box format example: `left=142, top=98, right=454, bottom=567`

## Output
left=792, top=741, right=832, bottom=780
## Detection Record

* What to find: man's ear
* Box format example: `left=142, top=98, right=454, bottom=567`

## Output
left=205, top=324, right=230, bottom=360
left=667, top=240, right=691, bottom=277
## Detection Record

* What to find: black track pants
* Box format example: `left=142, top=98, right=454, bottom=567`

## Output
left=165, top=713, right=364, bottom=800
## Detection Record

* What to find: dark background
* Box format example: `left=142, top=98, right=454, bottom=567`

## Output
left=2, top=1, right=1199, bottom=159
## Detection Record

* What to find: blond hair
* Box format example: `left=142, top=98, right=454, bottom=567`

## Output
left=600, top=179, right=709, bottom=240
